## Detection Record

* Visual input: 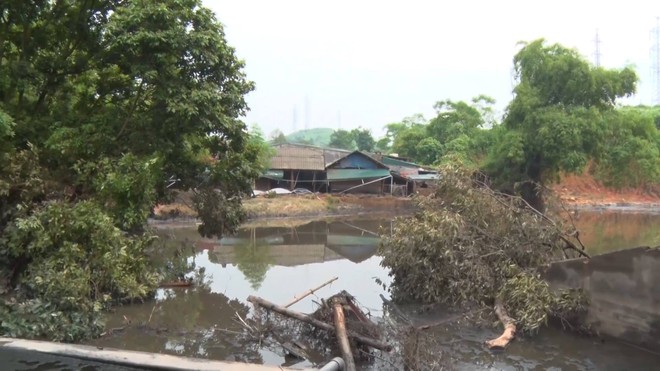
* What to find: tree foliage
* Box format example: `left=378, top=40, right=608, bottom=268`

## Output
left=351, top=127, right=376, bottom=152
left=485, top=39, right=637, bottom=209
left=0, top=0, right=263, bottom=341
left=385, top=98, right=496, bottom=166
left=329, top=129, right=355, bottom=150
left=379, top=165, right=589, bottom=333
left=593, top=107, right=660, bottom=189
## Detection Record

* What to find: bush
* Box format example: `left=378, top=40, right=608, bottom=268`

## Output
left=1, top=201, right=159, bottom=341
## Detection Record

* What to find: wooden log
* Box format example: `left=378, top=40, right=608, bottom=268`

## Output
left=333, top=300, right=356, bottom=371
left=486, top=298, right=516, bottom=350
left=284, top=277, right=338, bottom=308
left=247, top=295, right=392, bottom=352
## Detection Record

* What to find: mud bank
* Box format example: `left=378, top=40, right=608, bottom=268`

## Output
left=153, top=193, right=414, bottom=221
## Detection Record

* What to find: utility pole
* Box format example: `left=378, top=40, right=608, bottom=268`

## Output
left=292, top=106, right=298, bottom=132
left=652, top=17, right=660, bottom=105
left=593, top=29, right=602, bottom=67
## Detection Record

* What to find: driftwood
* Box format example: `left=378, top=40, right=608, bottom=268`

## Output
left=247, top=295, right=392, bottom=351
left=333, top=299, right=356, bottom=371
left=284, top=277, right=338, bottom=308
left=486, top=298, right=516, bottom=350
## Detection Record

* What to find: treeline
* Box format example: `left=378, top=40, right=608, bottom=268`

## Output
left=378, top=40, right=660, bottom=206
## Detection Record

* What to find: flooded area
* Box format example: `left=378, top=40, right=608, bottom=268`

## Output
left=3, top=209, right=660, bottom=370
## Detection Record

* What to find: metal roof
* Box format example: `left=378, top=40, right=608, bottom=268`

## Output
left=327, top=169, right=391, bottom=181
left=323, top=148, right=352, bottom=166
left=269, top=144, right=325, bottom=170
left=326, top=151, right=389, bottom=169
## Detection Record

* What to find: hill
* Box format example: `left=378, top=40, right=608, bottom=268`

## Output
left=286, top=128, right=334, bottom=147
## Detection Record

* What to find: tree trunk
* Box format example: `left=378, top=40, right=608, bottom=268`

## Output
left=247, top=295, right=392, bottom=351
left=333, top=300, right=356, bottom=371
left=519, top=180, right=545, bottom=213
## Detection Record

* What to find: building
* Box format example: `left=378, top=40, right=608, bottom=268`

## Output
left=256, top=143, right=439, bottom=195
left=325, top=151, right=392, bottom=194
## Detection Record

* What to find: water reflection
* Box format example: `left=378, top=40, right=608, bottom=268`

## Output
left=79, top=213, right=660, bottom=370
left=573, top=210, right=660, bottom=254
left=88, top=217, right=391, bottom=368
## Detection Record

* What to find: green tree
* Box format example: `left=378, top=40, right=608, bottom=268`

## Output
left=351, top=127, right=376, bottom=152
left=269, top=129, right=288, bottom=145
left=416, top=137, right=442, bottom=165
left=391, top=124, right=427, bottom=160
left=486, top=39, right=637, bottom=210
left=329, top=129, right=355, bottom=150
left=0, top=0, right=261, bottom=340
left=593, top=107, right=660, bottom=188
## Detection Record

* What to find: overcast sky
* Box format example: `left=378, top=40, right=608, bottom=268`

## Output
left=203, top=0, right=659, bottom=138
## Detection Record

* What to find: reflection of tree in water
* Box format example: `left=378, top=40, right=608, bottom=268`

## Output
left=233, top=234, right=274, bottom=290
left=148, top=285, right=263, bottom=364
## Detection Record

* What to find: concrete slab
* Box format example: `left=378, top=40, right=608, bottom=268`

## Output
left=544, top=246, right=660, bottom=351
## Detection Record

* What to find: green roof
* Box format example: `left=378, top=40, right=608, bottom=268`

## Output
left=381, top=156, right=422, bottom=168
left=327, top=169, right=391, bottom=181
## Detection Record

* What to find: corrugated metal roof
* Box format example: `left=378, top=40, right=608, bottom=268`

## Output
left=323, top=148, right=352, bottom=166
left=382, top=156, right=421, bottom=168
left=327, top=169, right=391, bottom=181
left=269, top=144, right=325, bottom=170
left=326, top=151, right=389, bottom=169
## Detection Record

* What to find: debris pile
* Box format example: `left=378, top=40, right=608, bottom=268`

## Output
left=240, top=277, right=446, bottom=370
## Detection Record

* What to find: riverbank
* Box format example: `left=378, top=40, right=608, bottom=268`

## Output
left=554, top=173, right=660, bottom=210
left=153, top=193, right=414, bottom=221
left=153, top=175, right=660, bottom=222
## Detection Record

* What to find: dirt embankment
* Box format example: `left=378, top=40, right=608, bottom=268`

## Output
left=553, top=173, right=660, bottom=209
left=153, top=192, right=414, bottom=220
left=153, top=173, right=659, bottom=221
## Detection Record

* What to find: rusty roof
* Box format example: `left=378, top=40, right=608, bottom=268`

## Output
left=269, top=144, right=325, bottom=170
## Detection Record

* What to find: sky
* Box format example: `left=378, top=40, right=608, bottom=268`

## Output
left=203, top=0, right=660, bottom=138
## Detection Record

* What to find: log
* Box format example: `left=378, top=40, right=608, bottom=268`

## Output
left=333, top=300, right=356, bottom=371
left=486, top=298, right=516, bottom=350
left=247, top=295, right=392, bottom=352
left=284, top=277, right=338, bottom=308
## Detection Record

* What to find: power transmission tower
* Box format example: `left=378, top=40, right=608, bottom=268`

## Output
left=593, top=29, right=602, bottom=67
left=304, top=95, right=310, bottom=130
left=652, top=17, right=660, bottom=105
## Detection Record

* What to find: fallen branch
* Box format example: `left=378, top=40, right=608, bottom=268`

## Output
left=333, top=299, right=356, bottom=371
left=486, top=298, right=516, bottom=350
left=284, top=277, right=338, bottom=308
left=247, top=295, right=392, bottom=352
left=560, top=236, right=591, bottom=259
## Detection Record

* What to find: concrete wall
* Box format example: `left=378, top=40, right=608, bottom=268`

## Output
left=543, top=246, right=660, bottom=351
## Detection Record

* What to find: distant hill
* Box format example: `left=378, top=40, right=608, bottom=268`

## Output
left=286, top=128, right=334, bottom=147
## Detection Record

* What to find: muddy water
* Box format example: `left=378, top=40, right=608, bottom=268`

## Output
left=571, top=208, right=660, bottom=254
left=3, top=210, right=659, bottom=370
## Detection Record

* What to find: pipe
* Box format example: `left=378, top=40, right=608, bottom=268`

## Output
left=319, top=357, right=345, bottom=371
